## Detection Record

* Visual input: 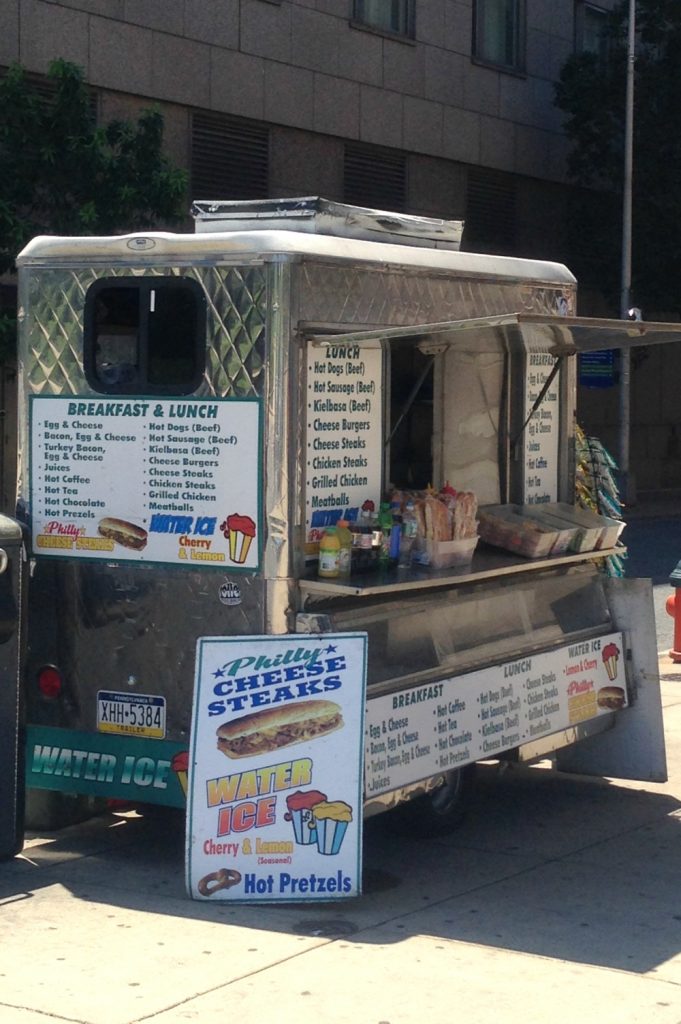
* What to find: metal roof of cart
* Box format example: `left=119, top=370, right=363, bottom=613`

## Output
left=16, top=229, right=576, bottom=286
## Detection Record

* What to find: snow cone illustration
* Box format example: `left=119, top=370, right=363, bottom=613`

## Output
left=220, top=513, right=256, bottom=564
left=311, top=800, right=353, bottom=855
left=602, top=642, right=620, bottom=681
left=171, top=751, right=189, bottom=797
left=284, top=789, right=327, bottom=845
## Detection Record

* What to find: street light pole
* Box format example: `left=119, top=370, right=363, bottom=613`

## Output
left=618, top=0, right=636, bottom=504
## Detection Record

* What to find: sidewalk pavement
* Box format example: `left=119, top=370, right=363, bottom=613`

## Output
left=1, top=661, right=681, bottom=1024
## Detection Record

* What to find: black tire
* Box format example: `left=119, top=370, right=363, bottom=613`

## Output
left=385, top=766, right=474, bottom=838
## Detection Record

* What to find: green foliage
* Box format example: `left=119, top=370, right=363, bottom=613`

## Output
left=0, top=311, right=16, bottom=365
left=555, top=0, right=681, bottom=313
left=0, top=59, right=188, bottom=276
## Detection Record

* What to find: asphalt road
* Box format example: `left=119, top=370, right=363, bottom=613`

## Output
left=622, top=511, right=681, bottom=654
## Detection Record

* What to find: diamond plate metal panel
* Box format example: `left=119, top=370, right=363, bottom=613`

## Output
left=23, top=264, right=266, bottom=398
left=19, top=264, right=267, bottom=498
left=20, top=264, right=269, bottom=743
left=296, top=261, right=575, bottom=327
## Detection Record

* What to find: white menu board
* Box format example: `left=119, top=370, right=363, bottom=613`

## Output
left=366, top=632, right=626, bottom=797
left=524, top=352, right=560, bottom=504
left=305, top=341, right=383, bottom=547
left=30, top=396, right=261, bottom=569
left=187, top=633, right=367, bottom=902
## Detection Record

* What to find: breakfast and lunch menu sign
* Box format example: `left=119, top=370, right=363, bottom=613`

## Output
left=29, top=395, right=261, bottom=570
left=523, top=351, right=560, bottom=504
left=365, top=631, right=626, bottom=799
left=186, top=633, right=367, bottom=902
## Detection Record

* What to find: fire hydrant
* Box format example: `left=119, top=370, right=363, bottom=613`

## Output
left=665, top=561, right=681, bottom=662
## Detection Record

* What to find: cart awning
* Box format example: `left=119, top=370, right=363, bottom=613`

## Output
left=309, top=313, right=681, bottom=356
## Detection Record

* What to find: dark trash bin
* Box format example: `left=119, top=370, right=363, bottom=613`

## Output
left=0, top=516, right=26, bottom=860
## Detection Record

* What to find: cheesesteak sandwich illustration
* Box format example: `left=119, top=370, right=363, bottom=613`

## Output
left=97, top=516, right=148, bottom=550
left=596, top=685, right=626, bottom=710
left=216, top=699, right=344, bottom=758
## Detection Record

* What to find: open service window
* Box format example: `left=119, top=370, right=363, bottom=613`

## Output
left=310, top=312, right=681, bottom=513
left=84, top=276, right=206, bottom=395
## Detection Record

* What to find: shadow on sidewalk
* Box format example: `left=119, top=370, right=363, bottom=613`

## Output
left=1, top=763, right=680, bottom=975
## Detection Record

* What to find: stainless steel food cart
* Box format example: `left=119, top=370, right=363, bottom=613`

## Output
left=16, top=198, right=680, bottom=830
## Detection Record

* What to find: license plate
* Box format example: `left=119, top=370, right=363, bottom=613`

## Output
left=97, top=690, right=166, bottom=738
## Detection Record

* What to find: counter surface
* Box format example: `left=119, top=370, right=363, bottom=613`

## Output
left=299, top=543, right=626, bottom=600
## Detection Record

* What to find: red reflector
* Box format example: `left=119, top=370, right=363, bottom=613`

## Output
left=38, top=666, right=62, bottom=699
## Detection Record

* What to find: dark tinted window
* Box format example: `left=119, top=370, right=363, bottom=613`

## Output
left=473, top=0, right=525, bottom=72
left=85, top=278, right=205, bottom=394
left=353, top=0, right=414, bottom=38
left=191, top=111, right=269, bottom=201
left=344, top=142, right=407, bottom=212
left=575, top=2, right=609, bottom=59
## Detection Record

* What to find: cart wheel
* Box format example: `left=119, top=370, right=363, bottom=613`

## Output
left=385, top=766, right=473, bottom=838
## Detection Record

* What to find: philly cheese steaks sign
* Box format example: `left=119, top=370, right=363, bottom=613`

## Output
left=187, top=633, right=367, bottom=902
left=29, top=395, right=261, bottom=569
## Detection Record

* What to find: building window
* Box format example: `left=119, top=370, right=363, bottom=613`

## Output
left=575, top=2, right=609, bottom=59
left=464, top=168, right=517, bottom=255
left=473, top=0, right=525, bottom=72
left=0, top=67, right=99, bottom=121
left=344, top=142, right=407, bottom=212
left=84, top=278, right=206, bottom=395
left=191, top=111, right=269, bottom=201
left=353, top=0, right=414, bottom=39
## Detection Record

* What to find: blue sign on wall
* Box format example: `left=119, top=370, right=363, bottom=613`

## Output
left=579, top=350, right=616, bottom=388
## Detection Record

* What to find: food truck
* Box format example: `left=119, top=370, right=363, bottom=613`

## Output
left=16, top=197, right=681, bottom=834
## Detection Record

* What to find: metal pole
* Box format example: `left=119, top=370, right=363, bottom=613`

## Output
left=619, top=0, right=636, bottom=503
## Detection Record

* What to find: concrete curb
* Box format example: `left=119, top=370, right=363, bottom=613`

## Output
left=658, top=651, right=681, bottom=681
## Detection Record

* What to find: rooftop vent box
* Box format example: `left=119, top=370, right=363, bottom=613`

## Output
left=191, top=196, right=463, bottom=250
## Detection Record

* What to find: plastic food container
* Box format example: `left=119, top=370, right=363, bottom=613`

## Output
left=595, top=516, right=625, bottom=549
left=414, top=535, right=479, bottom=569
left=478, top=506, right=558, bottom=558
left=431, top=536, right=479, bottom=568
left=525, top=503, right=625, bottom=553
left=521, top=508, right=578, bottom=555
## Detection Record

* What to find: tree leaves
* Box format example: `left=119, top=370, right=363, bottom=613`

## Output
left=0, top=59, right=188, bottom=275
left=554, top=0, right=681, bottom=313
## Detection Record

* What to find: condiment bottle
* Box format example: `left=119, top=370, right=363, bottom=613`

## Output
left=359, top=500, right=374, bottom=548
left=399, top=499, right=418, bottom=567
left=378, top=502, right=393, bottom=565
left=389, top=502, right=402, bottom=564
left=318, top=527, right=340, bottom=578
left=335, top=518, right=353, bottom=577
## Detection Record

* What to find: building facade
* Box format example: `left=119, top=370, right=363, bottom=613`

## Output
left=1, top=0, right=617, bottom=258
left=3, top=0, right=677, bottom=497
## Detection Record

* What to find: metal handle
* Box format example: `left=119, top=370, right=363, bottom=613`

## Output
left=0, top=549, right=9, bottom=575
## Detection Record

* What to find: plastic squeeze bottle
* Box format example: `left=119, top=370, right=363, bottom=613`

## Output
left=399, top=499, right=418, bottom=567
left=389, top=502, right=402, bottom=564
left=378, top=502, right=393, bottom=565
left=335, top=519, right=353, bottom=577
left=318, top=527, right=340, bottom=578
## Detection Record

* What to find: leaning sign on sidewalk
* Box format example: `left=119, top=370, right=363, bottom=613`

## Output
left=186, top=632, right=367, bottom=902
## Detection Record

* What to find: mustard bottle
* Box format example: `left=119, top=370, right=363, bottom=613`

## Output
left=318, top=527, right=341, bottom=578
left=335, top=519, right=353, bottom=577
